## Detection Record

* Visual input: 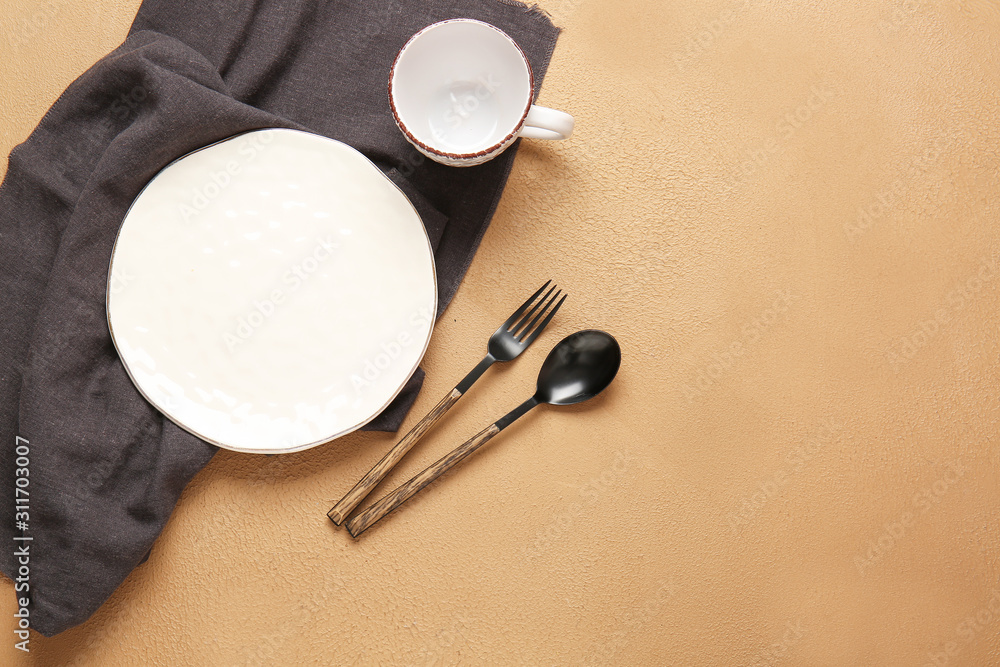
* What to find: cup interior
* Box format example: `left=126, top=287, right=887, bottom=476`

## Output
left=390, top=20, right=533, bottom=156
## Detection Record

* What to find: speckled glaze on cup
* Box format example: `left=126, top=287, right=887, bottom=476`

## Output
left=389, top=19, right=575, bottom=167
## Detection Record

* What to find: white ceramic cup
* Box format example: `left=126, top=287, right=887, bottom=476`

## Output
left=389, top=19, right=575, bottom=167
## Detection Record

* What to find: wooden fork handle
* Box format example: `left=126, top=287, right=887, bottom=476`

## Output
left=328, top=388, right=462, bottom=525
left=346, top=423, right=501, bottom=537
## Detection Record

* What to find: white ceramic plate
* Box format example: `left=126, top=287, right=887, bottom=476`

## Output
left=107, top=128, right=436, bottom=454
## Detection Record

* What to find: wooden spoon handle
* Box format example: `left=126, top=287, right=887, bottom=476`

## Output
left=346, top=423, right=501, bottom=537
left=328, top=388, right=462, bottom=525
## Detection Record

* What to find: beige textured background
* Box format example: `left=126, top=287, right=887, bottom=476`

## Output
left=3, top=0, right=1000, bottom=664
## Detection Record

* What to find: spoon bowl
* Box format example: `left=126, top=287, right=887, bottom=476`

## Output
left=534, top=330, right=621, bottom=406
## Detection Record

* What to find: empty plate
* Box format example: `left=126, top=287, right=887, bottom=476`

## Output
left=107, top=128, right=436, bottom=453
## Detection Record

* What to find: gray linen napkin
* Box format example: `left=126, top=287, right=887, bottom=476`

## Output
left=0, top=0, right=559, bottom=636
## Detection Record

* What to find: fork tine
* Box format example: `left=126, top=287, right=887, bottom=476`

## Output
left=515, top=287, right=559, bottom=338
left=511, top=284, right=557, bottom=336
left=519, top=291, right=566, bottom=345
left=501, top=280, right=551, bottom=330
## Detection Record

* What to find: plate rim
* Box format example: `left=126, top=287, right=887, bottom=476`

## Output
left=106, top=127, right=438, bottom=455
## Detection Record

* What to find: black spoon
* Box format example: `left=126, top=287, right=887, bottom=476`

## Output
left=346, top=330, right=622, bottom=537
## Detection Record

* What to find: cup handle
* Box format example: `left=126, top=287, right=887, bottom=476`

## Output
left=519, top=105, right=574, bottom=141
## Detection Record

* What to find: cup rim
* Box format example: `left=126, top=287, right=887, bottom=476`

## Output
left=388, top=18, right=535, bottom=161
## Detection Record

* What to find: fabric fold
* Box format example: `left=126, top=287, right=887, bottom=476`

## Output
left=0, top=0, right=559, bottom=636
